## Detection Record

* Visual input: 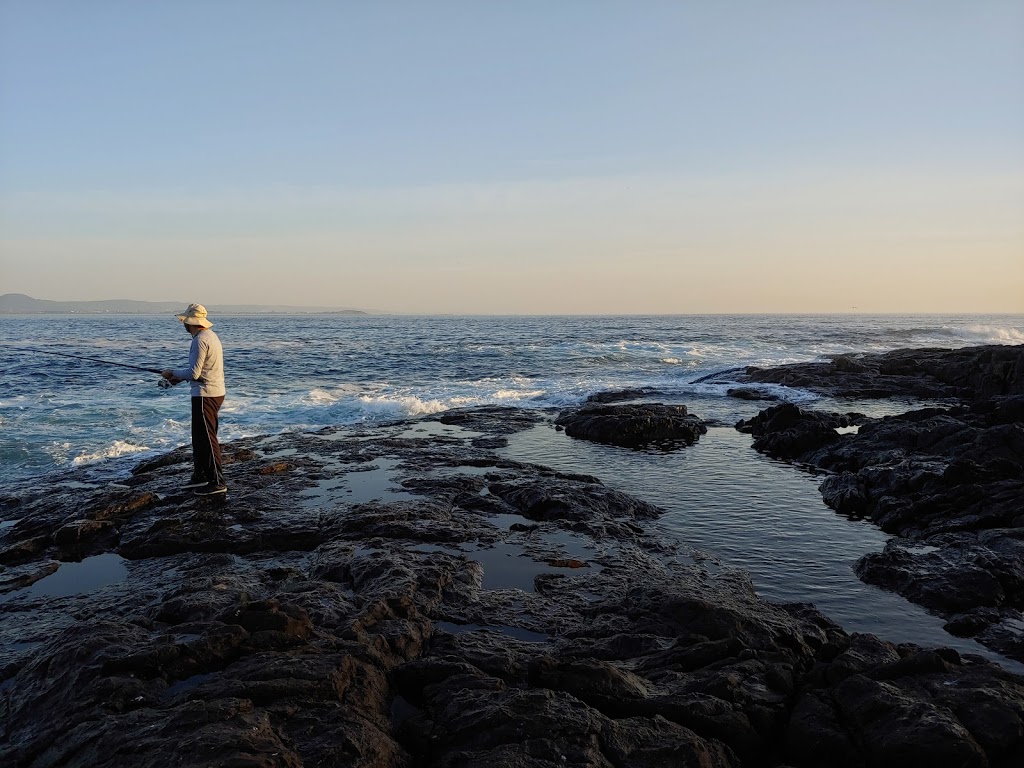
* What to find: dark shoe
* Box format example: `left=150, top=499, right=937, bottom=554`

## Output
left=194, top=483, right=228, bottom=496
left=183, top=473, right=209, bottom=489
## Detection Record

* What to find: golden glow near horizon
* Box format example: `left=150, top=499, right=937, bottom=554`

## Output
left=2, top=170, right=1022, bottom=313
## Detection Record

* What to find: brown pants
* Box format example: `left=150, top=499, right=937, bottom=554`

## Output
left=191, top=395, right=225, bottom=485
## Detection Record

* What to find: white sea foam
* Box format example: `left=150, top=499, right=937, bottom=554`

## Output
left=43, top=441, right=73, bottom=464
left=955, top=324, right=1024, bottom=345
left=305, top=388, right=341, bottom=404
left=301, top=384, right=365, bottom=405
left=72, top=440, right=151, bottom=466
left=448, top=395, right=483, bottom=406
left=685, top=381, right=821, bottom=404
left=356, top=394, right=449, bottom=417
left=491, top=388, right=546, bottom=401
left=660, top=357, right=682, bottom=364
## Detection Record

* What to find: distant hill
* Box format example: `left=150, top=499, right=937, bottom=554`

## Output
left=0, top=294, right=370, bottom=315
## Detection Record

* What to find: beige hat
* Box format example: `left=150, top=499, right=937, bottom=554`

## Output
left=175, top=303, right=213, bottom=328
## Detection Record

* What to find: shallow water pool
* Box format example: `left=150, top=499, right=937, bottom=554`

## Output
left=502, top=422, right=1020, bottom=670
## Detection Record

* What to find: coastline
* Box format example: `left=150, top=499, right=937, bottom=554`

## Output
left=727, top=344, right=1024, bottom=662
left=1, top=344, right=1023, bottom=766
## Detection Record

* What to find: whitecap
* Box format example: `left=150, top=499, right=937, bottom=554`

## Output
left=300, top=383, right=366, bottom=405
left=956, top=324, right=1024, bottom=345
left=305, top=388, right=341, bottom=404
left=43, top=441, right=73, bottom=464
left=491, top=389, right=546, bottom=401
left=448, top=395, right=483, bottom=406
left=356, top=394, right=449, bottom=417
left=72, top=440, right=151, bottom=466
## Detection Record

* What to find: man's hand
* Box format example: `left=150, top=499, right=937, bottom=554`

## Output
left=161, top=370, right=184, bottom=385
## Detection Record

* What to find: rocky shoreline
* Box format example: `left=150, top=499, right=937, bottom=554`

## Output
left=730, top=344, right=1024, bottom=663
left=1, top=346, right=1023, bottom=766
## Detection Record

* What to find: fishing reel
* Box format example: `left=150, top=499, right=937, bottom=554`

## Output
left=158, top=378, right=173, bottom=389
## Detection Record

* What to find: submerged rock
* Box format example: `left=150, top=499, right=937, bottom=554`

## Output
left=727, top=387, right=781, bottom=402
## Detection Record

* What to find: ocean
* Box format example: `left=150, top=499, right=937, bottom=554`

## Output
left=4, top=312, right=1021, bottom=483
left=2, top=313, right=1023, bottom=664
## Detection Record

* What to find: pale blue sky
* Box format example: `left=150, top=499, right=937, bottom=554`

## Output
left=1, top=1, right=1022, bottom=312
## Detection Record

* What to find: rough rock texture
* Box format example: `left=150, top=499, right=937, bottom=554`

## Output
left=735, top=345, right=1024, bottom=662
left=585, top=388, right=664, bottom=404
left=738, top=344, right=1024, bottom=401
left=555, top=403, right=708, bottom=448
left=2, top=404, right=1023, bottom=766
left=736, top=403, right=863, bottom=458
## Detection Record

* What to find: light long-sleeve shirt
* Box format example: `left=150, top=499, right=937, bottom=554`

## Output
left=173, top=329, right=226, bottom=397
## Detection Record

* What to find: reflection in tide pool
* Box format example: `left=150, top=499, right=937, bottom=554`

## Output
left=502, top=423, right=1022, bottom=671
left=435, top=621, right=550, bottom=644
left=300, top=458, right=418, bottom=507
left=1, top=553, right=128, bottom=602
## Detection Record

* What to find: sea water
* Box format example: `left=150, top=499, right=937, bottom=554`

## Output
left=1, top=313, right=1022, bottom=660
left=3, top=313, right=1019, bottom=482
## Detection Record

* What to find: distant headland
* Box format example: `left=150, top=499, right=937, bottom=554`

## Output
left=0, top=294, right=370, bottom=315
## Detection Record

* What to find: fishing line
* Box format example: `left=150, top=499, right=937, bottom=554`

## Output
left=7, top=347, right=204, bottom=387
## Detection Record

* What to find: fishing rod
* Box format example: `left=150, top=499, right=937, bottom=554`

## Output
left=10, top=347, right=205, bottom=387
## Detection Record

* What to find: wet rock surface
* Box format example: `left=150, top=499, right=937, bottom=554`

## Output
left=735, top=345, right=1024, bottom=662
left=585, top=387, right=664, bottom=404
left=1, top=399, right=1023, bottom=767
left=727, top=388, right=781, bottom=402
left=555, top=403, right=708, bottom=448
left=736, top=344, right=1024, bottom=401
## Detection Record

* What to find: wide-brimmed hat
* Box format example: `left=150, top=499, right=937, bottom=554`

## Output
left=175, top=303, right=213, bottom=328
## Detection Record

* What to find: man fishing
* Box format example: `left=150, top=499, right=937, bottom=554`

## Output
left=162, top=303, right=227, bottom=496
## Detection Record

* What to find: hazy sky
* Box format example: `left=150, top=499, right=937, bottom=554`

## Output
left=1, top=1, right=1022, bottom=313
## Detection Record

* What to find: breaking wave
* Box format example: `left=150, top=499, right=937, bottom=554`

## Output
left=955, top=324, right=1024, bottom=345
left=72, top=440, right=151, bottom=466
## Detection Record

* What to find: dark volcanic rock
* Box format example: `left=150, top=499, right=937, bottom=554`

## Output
left=434, top=405, right=544, bottom=434
left=736, top=403, right=861, bottom=458
left=488, top=476, right=662, bottom=522
left=727, top=387, right=781, bottom=402
left=2, top=406, right=1023, bottom=767
left=735, top=347, right=1024, bottom=661
left=555, top=403, right=707, bottom=448
left=739, top=344, right=1024, bottom=401
left=585, top=387, right=663, bottom=403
